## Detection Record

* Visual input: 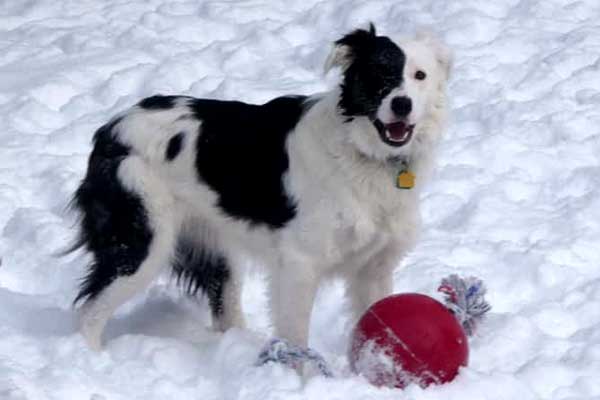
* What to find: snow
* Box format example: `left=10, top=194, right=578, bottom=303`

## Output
left=1, top=0, right=600, bottom=399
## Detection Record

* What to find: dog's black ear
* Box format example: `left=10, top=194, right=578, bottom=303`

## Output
left=324, top=23, right=378, bottom=73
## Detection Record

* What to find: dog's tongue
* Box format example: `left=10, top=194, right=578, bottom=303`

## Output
left=385, top=121, right=409, bottom=141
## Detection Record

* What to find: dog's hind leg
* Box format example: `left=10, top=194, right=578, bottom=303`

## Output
left=213, top=262, right=245, bottom=332
left=171, top=240, right=246, bottom=332
left=75, top=155, right=179, bottom=350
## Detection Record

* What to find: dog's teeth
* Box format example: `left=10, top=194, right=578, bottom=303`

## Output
left=386, top=130, right=407, bottom=142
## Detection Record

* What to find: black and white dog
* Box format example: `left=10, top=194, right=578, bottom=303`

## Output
left=71, top=25, right=451, bottom=351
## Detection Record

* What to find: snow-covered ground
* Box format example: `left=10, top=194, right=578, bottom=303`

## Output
left=1, top=0, right=600, bottom=399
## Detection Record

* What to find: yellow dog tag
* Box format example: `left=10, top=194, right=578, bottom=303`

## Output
left=397, top=170, right=415, bottom=189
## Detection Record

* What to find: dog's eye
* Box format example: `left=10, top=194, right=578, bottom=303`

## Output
left=415, top=70, right=427, bottom=80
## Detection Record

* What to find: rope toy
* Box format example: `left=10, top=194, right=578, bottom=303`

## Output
left=256, top=338, right=334, bottom=377
left=438, top=274, right=492, bottom=336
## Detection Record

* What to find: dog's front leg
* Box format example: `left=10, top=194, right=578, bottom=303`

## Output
left=347, top=244, right=405, bottom=323
left=269, top=255, right=320, bottom=349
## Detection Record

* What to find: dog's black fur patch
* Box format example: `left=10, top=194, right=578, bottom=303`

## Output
left=192, top=95, right=314, bottom=229
left=166, top=132, right=184, bottom=161
left=336, top=24, right=406, bottom=118
left=171, top=239, right=230, bottom=317
left=71, top=118, right=153, bottom=304
left=138, top=95, right=178, bottom=110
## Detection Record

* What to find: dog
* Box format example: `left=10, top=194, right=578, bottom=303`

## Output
left=70, top=24, right=451, bottom=351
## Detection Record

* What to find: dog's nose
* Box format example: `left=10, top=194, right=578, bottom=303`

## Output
left=391, top=96, right=412, bottom=117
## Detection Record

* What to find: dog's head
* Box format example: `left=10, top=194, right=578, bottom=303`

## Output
left=325, top=25, right=451, bottom=160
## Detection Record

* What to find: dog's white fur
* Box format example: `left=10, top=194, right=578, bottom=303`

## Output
left=78, top=33, right=451, bottom=351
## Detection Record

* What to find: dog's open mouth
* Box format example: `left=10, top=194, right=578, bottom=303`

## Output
left=375, top=120, right=415, bottom=147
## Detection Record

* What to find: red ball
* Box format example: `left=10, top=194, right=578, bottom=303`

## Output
left=349, top=293, right=468, bottom=389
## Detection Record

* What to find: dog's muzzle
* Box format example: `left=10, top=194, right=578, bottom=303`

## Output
left=373, top=119, right=415, bottom=147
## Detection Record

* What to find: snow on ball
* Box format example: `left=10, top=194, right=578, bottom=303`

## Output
left=349, top=293, right=468, bottom=389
